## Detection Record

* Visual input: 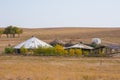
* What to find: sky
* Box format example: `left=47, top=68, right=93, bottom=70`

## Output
left=0, top=0, right=120, bottom=28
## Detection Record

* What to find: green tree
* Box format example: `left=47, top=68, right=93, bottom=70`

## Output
left=4, top=26, right=10, bottom=38
left=4, top=26, right=23, bottom=38
left=16, top=28, right=23, bottom=37
left=0, top=29, right=3, bottom=38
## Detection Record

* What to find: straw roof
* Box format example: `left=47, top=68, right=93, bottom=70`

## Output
left=65, top=40, right=78, bottom=47
left=50, top=39, right=66, bottom=46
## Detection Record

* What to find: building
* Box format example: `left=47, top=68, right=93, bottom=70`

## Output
left=14, top=36, right=52, bottom=53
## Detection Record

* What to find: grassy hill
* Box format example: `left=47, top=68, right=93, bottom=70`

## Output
left=0, top=28, right=120, bottom=52
left=0, top=28, right=120, bottom=80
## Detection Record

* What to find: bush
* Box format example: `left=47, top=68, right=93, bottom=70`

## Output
left=69, top=49, right=75, bottom=56
left=28, top=49, right=34, bottom=55
left=34, top=47, right=55, bottom=56
left=20, top=46, right=28, bottom=55
left=4, top=47, right=14, bottom=54
left=75, top=49, right=82, bottom=56
left=45, top=47, right=55, bottom=56
left=64, top=50, right=68, bottom=56
left=34, top=47, right=45, bottom=55
left=83, top=51, right=89, bottom=56
left=54, top=45, right=64, bottom=56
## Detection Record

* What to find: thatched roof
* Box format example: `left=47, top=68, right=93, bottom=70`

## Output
left=65, top=40, right=78, bottom=47
left=50, top=39, right=66, bottom=46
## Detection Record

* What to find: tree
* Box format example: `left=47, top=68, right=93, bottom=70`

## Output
left=15, top=28, right=23, bottom=37
left=9, top=26, right=16, bottom=38
left=4, top=28, right=8, bottom=38
left=0, top=29, right=3, bottom=38
left=4, top=26, right=23, bottom=38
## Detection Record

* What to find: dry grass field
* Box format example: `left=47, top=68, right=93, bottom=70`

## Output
left=0, top=56, right=120, bottom=80
left=0, top=28, right=120, bottom=80
left=0, top=28, right=120, bottom=52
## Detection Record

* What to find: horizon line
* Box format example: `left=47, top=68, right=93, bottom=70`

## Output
left=0, top=26, right=120, bottom=29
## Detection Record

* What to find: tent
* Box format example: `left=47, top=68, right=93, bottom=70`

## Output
left=14, top=36, right=52, bottom=51
left=65, top=43, right=93, bottom=50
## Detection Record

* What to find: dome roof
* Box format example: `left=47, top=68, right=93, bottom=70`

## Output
left=92, top=38, right=101, bottom=44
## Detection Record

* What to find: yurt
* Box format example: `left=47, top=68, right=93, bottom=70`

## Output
left=65, top=43, right=93, bottom=50
left=65, top=43, right=94, bottom=55
left=14, top=36, right=52, bottom=53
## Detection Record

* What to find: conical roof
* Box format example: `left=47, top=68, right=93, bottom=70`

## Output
left=14, top=36, right=52, bottom=49
left=50, top=39, right=66, bottom=46
left=65, top=43, right=93, bottom=49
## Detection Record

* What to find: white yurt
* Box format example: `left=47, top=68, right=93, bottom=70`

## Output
left=65, top=43, right=93, bottom=50
left=14, top=36, right=52, bottom=53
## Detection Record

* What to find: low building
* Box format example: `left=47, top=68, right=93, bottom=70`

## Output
left=65, top=43, right=94, bottom=55
left=14, top=36, right=52, bottom=53
left=50, top=39, right=66, bottom=46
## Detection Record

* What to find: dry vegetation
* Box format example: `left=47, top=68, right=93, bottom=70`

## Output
left=0, top=56, right=120, bottom=80
left=0, top=28, right=120, bottom=80
left=0, top=28, right=120, bottom=52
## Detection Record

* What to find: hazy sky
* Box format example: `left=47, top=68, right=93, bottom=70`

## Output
left=0, top=0, right=120, bottom=28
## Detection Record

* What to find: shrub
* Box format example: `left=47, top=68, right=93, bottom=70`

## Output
left=20, top=46, right=28, bottom=55
left=41, top=47, right=55, bottom=56
left=4, top=47, right=14, bottom=54
left=28, top=49, right=34, bottom=55
left=33, top=47, right=55, bottom=56
left=75, top=49, right=82, bottom=56
left=83, top=51, right=89, bottom=56
left=45, top=47, right=55, bottom=56
left=54, top=45, right=64, bottom=56
left=69, top=49, right=75, bottom=56
left=64, top=50, right=68, bottom=56
left=33, top=47, right=42, bottom=55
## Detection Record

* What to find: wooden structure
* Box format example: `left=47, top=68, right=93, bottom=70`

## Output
left=50, top=39, right=66, bottom=46
left=64, top=43, right=94, bottom=55
left=105, top=44, right=120, bottom=55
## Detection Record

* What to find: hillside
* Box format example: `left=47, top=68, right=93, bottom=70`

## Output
left=0, top=28, right=120, bottom=52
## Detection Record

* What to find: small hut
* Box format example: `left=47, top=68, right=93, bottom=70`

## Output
left=50, top=39, right=66, bottom=46
left=105, top=44, right=120, bottom=54
left=14, top=36, right=52, bottom=53
left=65, top=43, right=94, bottom=55
left=65, top=40, right=78, bottom=47
left=65, top=43, right=93, bottom=50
